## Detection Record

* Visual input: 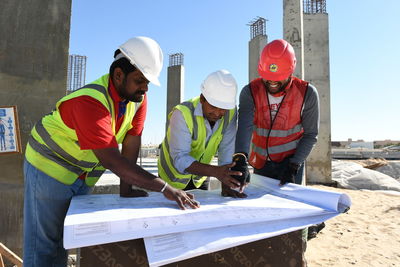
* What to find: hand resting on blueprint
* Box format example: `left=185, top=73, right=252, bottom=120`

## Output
left=163, top=186, right=200, bottom=210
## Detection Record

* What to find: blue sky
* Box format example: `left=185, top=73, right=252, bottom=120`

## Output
left=69, top=0, right=399, bottom=144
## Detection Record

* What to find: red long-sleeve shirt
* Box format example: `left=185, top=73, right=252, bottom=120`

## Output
left=59, top=78, right=147, bottom=150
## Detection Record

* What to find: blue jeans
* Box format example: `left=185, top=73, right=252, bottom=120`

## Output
left=23, top=160, right=92, bottom=267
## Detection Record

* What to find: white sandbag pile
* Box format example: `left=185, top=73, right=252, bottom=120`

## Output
left=332, top=160, right=400, bottom=192
left=376, top=160, right=400, bottom=181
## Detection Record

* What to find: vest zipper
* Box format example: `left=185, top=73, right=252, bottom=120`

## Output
left=265, top=91, right=287, bottom=163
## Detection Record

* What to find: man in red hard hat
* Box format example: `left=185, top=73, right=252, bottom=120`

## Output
left=234, top=39, right=319, bottom=186
left=233, top=38, right=320, bottom=265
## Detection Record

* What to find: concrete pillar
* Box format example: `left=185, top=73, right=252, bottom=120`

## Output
left=166, top=54, right=184, bottom=132
left=248, top=17, right=268, bottom=82
left=249, top=35, right=268, bottom=82
left=304, top=12, right=332, bottom=184
left=0, top=0, right=71, bottom=255
left=283, top=0, right=304, bottom=79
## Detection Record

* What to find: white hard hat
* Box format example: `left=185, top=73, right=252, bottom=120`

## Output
left=117, top=36, right=163, bottom=86
left=200, top=70, right=237, bottom=109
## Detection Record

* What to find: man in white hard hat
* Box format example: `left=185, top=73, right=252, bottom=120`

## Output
left=23, top=37, right=199, bottom=267
left=158, top=70, right=250, bottom=197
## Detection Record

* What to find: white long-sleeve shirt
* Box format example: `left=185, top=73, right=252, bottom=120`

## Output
left=168, top=102, right=237, bottom=174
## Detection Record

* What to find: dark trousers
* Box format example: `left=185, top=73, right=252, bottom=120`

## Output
left=254, top=160, right=305, bottom=185
left=255, top=159, right=309, bottom=261
left=183, top=177, right=210, bottom=191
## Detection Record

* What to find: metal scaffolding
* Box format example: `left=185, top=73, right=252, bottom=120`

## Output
left=169, top=53, right=184, bottom=67
left=304, top=0, right=327, bottom=14
left=67, top=54, right=87, bottom=92
left=248, top=17, right=267, bottom=40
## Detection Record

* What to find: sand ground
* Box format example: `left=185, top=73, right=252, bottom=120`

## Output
left=305, top=185, right=400, bottom=267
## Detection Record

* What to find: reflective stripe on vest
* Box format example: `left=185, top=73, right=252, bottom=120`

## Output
left=88, top=169, right=105, bottom=177
left=78, top=83, right=113, bottom=111
left=28, top=136, right=84, bottom=176
left=180, top=101, right=199, bottom=141
left=251, top=138, right=300, bottom=155
left=249, top=77, right=307, bottom=168
left=158, top=97, right=234, bottom=189
left=35, top=120, right=97, bottom=169
left=254, top=123, right=303, bottom=138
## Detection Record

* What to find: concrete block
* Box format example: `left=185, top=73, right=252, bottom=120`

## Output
left=0, top=184, right=24, bottom=258
left=0, top=0, right=72, bottom=256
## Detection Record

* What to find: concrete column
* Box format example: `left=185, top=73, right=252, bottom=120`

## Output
left=283, top=0, right=304, bottom=79
left=166, top=58, right=184, bottom=132
left=304, top=13, right=332, bottom=183
left=249, top=35, right=268, bottom=82
left=0, top=0, right=71, bottom=254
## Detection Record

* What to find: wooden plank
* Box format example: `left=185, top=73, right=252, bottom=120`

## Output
left=0, top=254, right=5, bottom=267
left=0, top=243, right=22, bottom=267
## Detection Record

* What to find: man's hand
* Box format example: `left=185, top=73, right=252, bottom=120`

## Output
left=214, top=163, right=243, bottom=190
left=162, top=186, right=200, bottom=210
left=230, top=153, right=251, bottom=186
left=221, top=183, right=247, bottom=198
left=278, top=162, right=299, bottom=185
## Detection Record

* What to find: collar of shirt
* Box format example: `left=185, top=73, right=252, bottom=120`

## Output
left=194, top=101, right=222, bottom=140
left=108, top=78, right=129, bottom=119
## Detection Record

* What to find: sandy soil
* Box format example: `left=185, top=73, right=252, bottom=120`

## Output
left=305, top=185, right=400, bottom=267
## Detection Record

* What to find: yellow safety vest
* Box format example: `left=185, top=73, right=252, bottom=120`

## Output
left=158, top=97, right=235, bottom=189
left=25, top=74, right=142, bottom=186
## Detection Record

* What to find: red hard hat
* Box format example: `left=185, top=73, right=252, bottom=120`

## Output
left=258, top=39, right=296, bottom=81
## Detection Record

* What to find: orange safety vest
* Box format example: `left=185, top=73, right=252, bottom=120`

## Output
left=248, top=77, right=308, bottom=169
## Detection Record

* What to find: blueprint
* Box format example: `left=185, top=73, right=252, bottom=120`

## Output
left=64, top=174, right=351, bottom=266
left=144, top=174, right=351, bottom=266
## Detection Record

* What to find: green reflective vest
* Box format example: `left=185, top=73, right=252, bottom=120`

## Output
left=25, top=74, right=143, bottom=186
left=158, top=96, right=235, bottom=189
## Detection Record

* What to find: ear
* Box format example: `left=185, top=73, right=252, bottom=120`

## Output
left=113, top=67, right=124, bottom=85
left=200, top=94, right=205, bottom=104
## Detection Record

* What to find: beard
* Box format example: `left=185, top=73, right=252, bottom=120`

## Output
left=206, top=113, right=223, bottom=122
left=126, top=92, right=145, bottom=102
left=117, top=78, right=145, bottom=102
left=264, top=78, right=291, bottom=95
left=265, top=81, right=285, bottom=94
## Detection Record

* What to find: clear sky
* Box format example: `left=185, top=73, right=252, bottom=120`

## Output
left=69, top=0, right=399, bottom=144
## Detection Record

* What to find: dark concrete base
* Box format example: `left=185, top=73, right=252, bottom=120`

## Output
left=80, top=230, right=305, bottom=267
left=0, top=184, right=24, bottom=258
